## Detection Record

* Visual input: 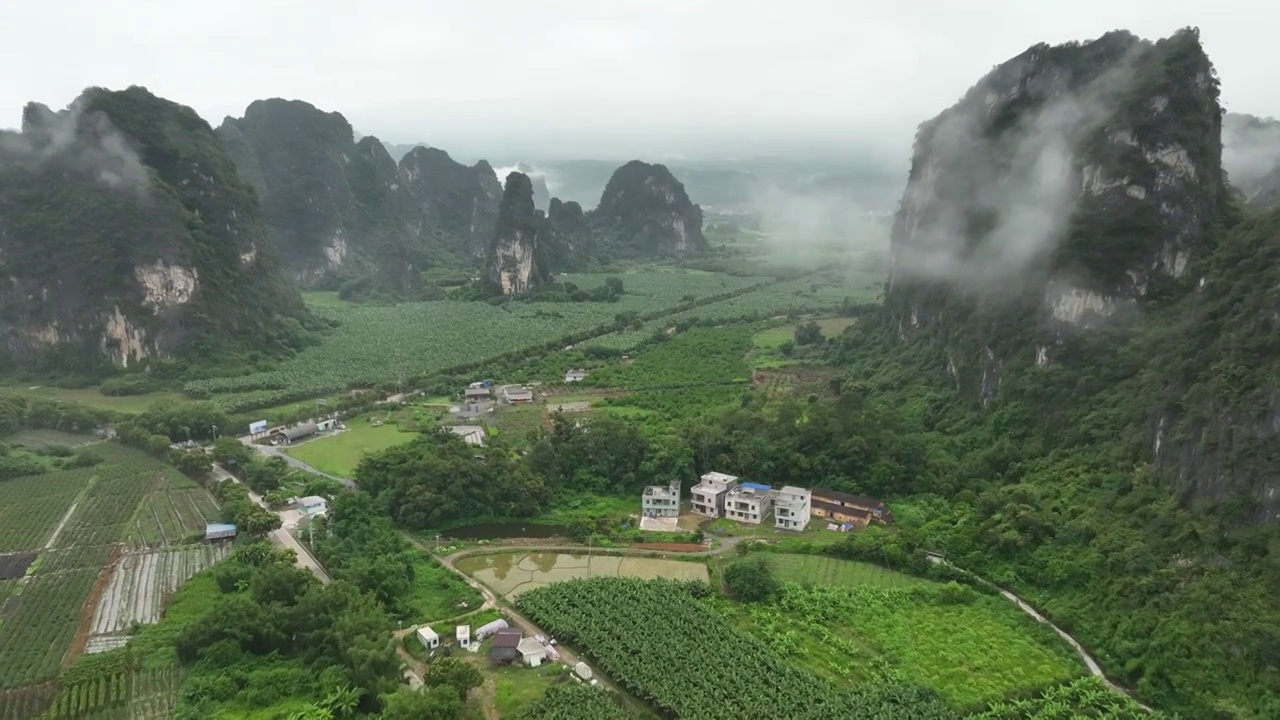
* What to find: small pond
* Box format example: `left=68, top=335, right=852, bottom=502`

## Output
left=455, top=551, right=709, bottom=598
left=440, top=522, right=568, bottom=540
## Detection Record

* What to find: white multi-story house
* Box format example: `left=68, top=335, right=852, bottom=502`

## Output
left=691, top=471, right=739, bottom=518
left=642, top=480, right=681, bottom=518
left=724, top=483, right=774, bottom=525
left=774, top=486, right=812, bottom=531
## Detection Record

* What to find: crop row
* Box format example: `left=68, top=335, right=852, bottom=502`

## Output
left=0, top=564, right=99, bottom=688
left=90, top=545, right=230, bottom=636
left=0, top=469, right=95, bottom=553
left=38, top=667, right=183, bottom=720
left=516, top=577, right=958, bottom=720
left=127, top=486, right=219, bottom=550
left=58, top=471, right=155, bottom=550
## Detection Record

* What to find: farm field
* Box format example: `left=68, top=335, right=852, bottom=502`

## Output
left=517, top=577, right=957, bottom=719
left=585, top=327, right=753, bottom=389
left=283, top=416, right=419, bottom=478
left=85, top=545, right=231, bottom=654
left=0, top=386, right=184, bottom=415
left=0, top=468, right=93, bottom=552
left=767, top=553, right=938, bottom=589
left=0, top=445, right=215, bottom=689
left=457, top=552, right=709, bottom=599
left=185, top=269, right=771, bottom=413
left=580, top=272, right=876, bottom=351
left=742, top=583, right=1084, bottom=708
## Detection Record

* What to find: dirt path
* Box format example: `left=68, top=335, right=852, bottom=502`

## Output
left=926, top=556, right=1152, bottom=711
left=43, top=501, right=79, bottom=550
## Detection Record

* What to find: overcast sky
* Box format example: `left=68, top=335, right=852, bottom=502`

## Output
left=2, top=1, right=1275, bottom=164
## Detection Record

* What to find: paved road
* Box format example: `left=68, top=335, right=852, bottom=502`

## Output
left=926, top=555, right=1150, bottom=710
left=212, top=465, right=332, bottom=584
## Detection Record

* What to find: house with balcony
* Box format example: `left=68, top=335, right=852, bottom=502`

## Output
left=690, top=471, right=739, bottom=518
left=774, top=486, right=812, bottom=531
left=724, top=483, right=774, bottom=525
left=642, top=479, right=681, bottom=518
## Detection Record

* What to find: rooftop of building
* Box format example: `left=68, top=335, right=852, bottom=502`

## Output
left=726, top=484, right=772, bottom=500
left=699, top=471, right=738, bottom=484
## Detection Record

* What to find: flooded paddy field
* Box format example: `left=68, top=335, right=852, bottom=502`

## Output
left=456, top=551, right=708, bottom=598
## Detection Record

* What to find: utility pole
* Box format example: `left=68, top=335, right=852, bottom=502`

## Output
left=211, top=424, right=217, bottom=442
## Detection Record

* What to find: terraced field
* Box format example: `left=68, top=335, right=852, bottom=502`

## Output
left=85, top=545, right=230, bottom=654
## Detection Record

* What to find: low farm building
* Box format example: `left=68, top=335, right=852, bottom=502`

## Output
left=417, top=626, right=440, bottom=649
left=490, top=629, right=523, bottom=664
left=518, top=637, right=548, bottom=667
left=446, top=425, right=486, bottom=446
left=564, top=369, right=588, bottom=382
left=271, top=422, right=317, bottom=445
left=503, top=386, right=534, bottom=404
left=475, top=618, right=508, bottom=639
left=204, top=523, right=237, bottom=541
left=810, top=489, right=890, bottom=526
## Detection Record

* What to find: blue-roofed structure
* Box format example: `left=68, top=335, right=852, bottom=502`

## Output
left=205, top=523, right=237, bottom=541
left=739, top=482, right=772, bottom=492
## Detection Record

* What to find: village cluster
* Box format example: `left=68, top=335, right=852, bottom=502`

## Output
left=643, top=471, right=890, bottom=532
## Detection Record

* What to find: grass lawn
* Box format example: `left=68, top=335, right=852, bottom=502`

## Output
left=403, top=554, right=484, bottom=624
left=0, top=385, right=185, bottom=414
left=706, top=518, right=847, bottom=545
left=767, top=553, right=936, bottom=589
left=490, top=403, right=546, bottom=441
left=491, top=663, right=573, bottom=717
left=283, top=417, right=418, bottom=477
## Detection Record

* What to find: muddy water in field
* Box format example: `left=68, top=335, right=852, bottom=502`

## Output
left=456, top=551, right=708, bottom=598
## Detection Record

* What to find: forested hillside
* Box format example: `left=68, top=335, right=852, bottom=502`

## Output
left=0, top=87, right=317, bottom=375
left=829, top=27, right=1279, bottom=717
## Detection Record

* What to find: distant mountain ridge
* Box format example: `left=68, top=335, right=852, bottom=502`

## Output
left=222, top=100, right=708, bottom=297
left=0, top=87, right=316, bottom=372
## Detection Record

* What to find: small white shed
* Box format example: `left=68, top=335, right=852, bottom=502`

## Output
left=416, top=626, right=440, bottom=650
left=456, top=624, right=472, bottom=649
left=573, top=661, right=593, bottom=681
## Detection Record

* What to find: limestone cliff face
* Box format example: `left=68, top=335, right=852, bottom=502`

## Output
left=487, top=172, right=544, bottom=295
left=398, top=148, right=502, bottom=261
left=0, top=87, right=313, bottom=371
left=220, top=101, right=505, bottom=289
left=886, top=29, right=1228, bottom=394
left=541, top=198, right=594, bottom=272
left=593, top=160, right=706, bottom=256
left=218, top=99, right=365, bottom=284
